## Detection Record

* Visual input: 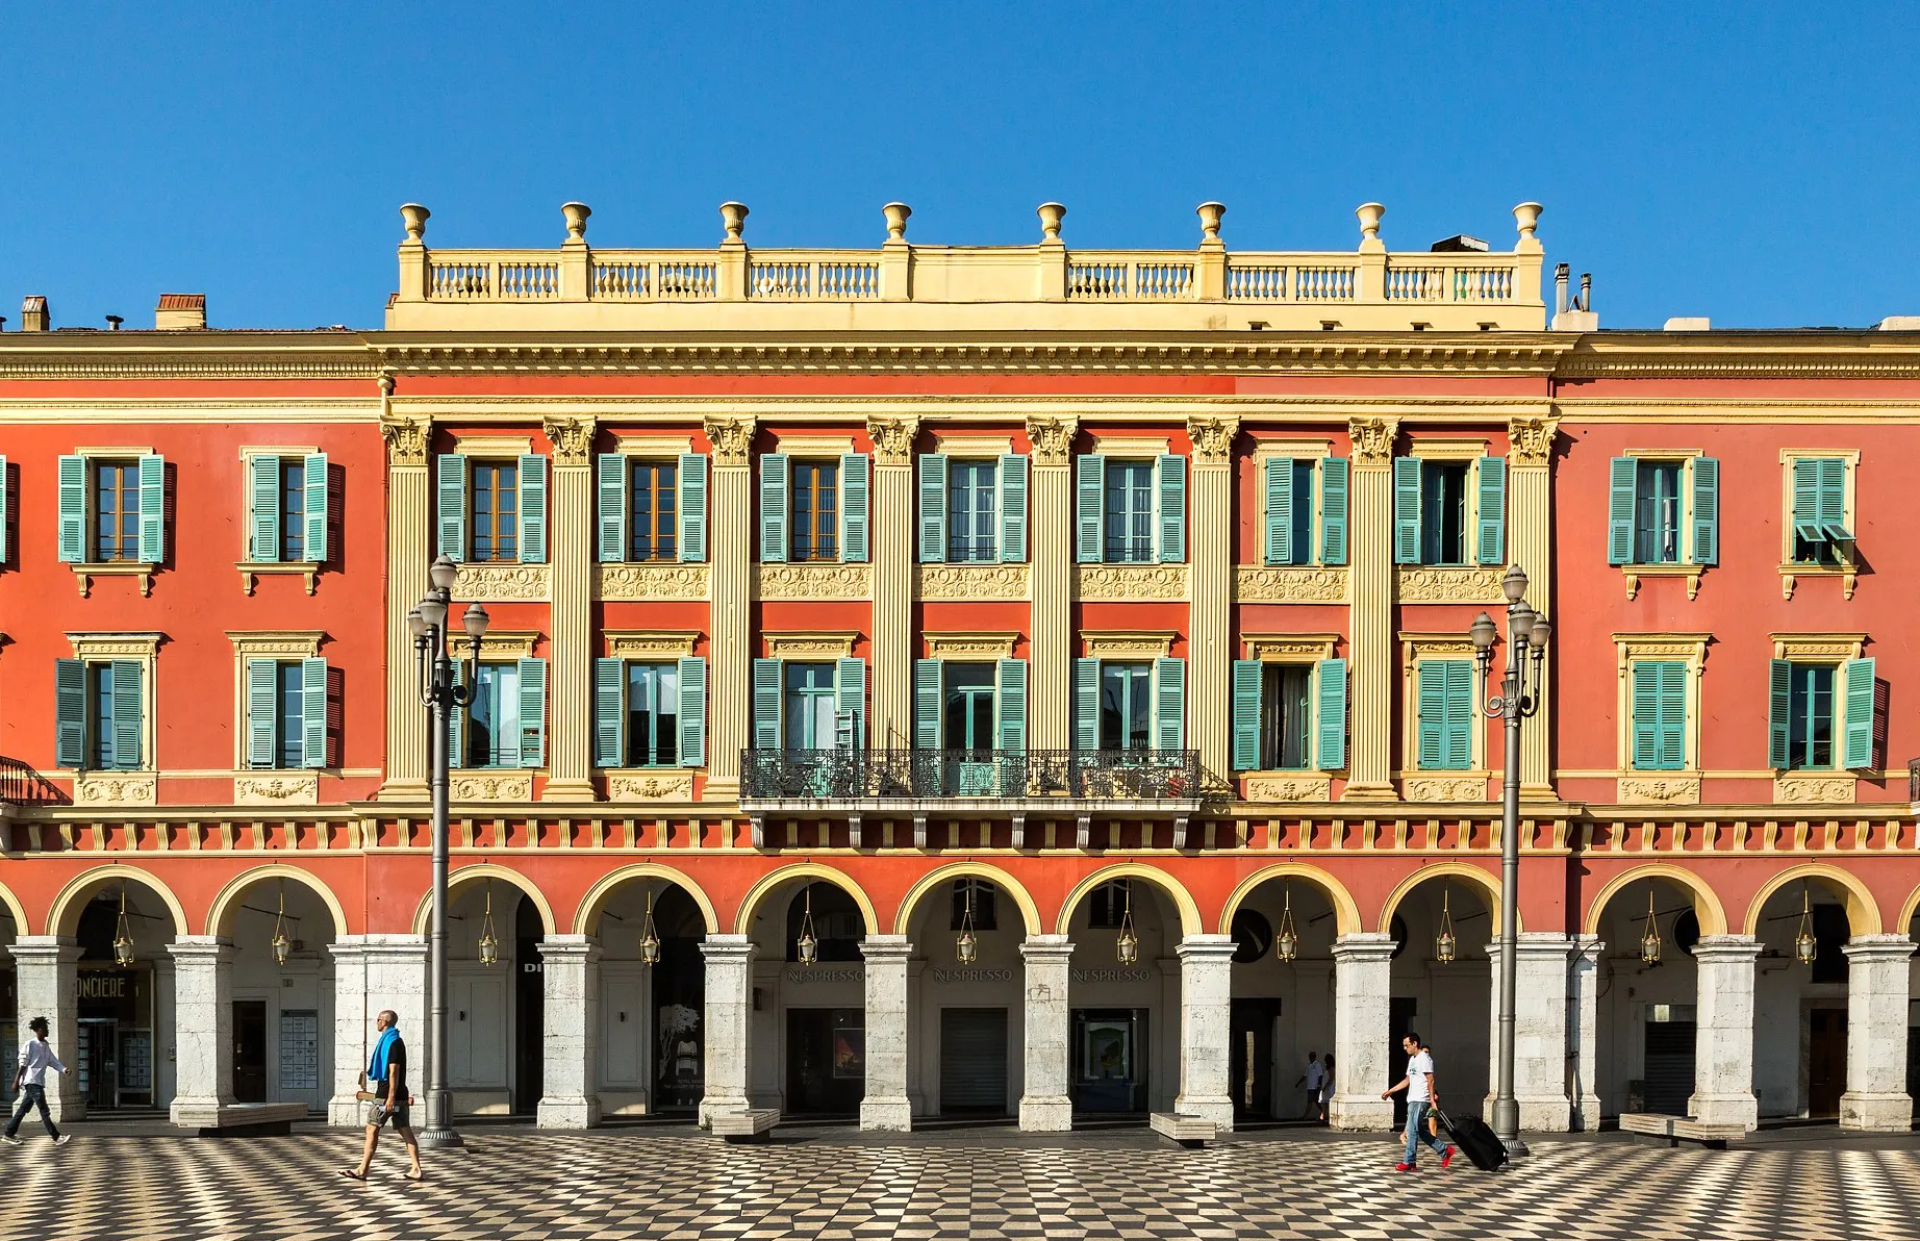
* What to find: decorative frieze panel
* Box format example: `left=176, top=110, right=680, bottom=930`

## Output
left=450, top=772, right=533, bottom=802
left=71, top=771, right=158, bottom=807
left=1404, top=775, right=1488, bottom=803
left=1396, top=566, right=1505, bottom=604
left=1244, top=773, right=1333, bottom=802
left=606, top=770, right=695, bottom=802
left=453, top=562, right=551, bottom=602
left=1076, top=563, right=1187, bottom=601
left=595, top=563, right=710, bottom=601
left=755, top=563, right=872, bottom=601
left=605, top=631, right=700, bottom=660
left=1773, top=774, right=1856, bottom=805
left=1234, top=567, right=1347, bottom=604
left=234, top=772, right=319, bottom=806
left=915, top=563, right=1029, bottom=601
left=1617, top=775, right=1702, bottom=806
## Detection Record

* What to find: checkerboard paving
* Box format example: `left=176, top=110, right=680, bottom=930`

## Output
left=6, top=1128, right=1920, bottom=1241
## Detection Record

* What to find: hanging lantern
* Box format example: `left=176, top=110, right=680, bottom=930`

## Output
left=955, top=881, right=979, bottom=966
left=639, top=889, right=661, bottom=968
left=797, top=885, right=819, bottom=967
left=1794, top=885, right=1818, bottom=968
left=271, top=881, right=292, bottom=967
left=1115, top=882, right=1140, bottom=966
left=1640, top=890, right=1662, bottom=965
left=477, top=881, right=501, bottom=967
left=1434, top=889, right=1458, bottom=965
left=1275, top=886, right=1299, bottom=963
left=112, top=884, right=137, bottom=968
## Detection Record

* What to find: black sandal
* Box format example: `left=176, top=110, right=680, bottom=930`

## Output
left=404, top=1171, right=424, bottom=1182
left=340, top=1169, right=365, bottom=1181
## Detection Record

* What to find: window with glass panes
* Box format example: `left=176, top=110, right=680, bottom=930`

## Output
left=1086, top=880, right=1130, bottom=929
left=950, top=878, right=998, bottom=930
left=279, top=459, right=308, bottom=561
left=629, top=460, right=678, bottom=561
left=274, top=662, right=306, bottom=768
left=1420, top=461, right=1469, bottom=566
left=1634, top=462, right=1682, bottom=564
left=94, top=461, right=140, bottom=561
left=1104, top=461, right=1155, bottom=563
left=1260, top=664, right=1313, bottom=769
left=88, top=664, right=120, bottom=769
left=948, top=460, right=998, bottom=561
left=467, top=663, right=522, bottom=767
left=471, top=462, right=519, bottom=562
left=943, top=664, right=996, bottom=750
left=1786, top=663, right=1836, bottom=770
left=625, top=663, right=680, bottom=767
left=792, top=462, right=839, bottom=562
left=1099, top=662, right=1152, bottom=750
left=783, top=662, right=838, bottom=748
left=1278, top=459, right=1315, bottom=566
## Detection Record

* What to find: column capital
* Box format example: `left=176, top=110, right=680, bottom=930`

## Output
left=699, top=933, right=756, bottom=963
left=1572, top=935, right=1606, bottom=963
left=1020, top=934, right=1075, bottom=962
left=1842, top=934, right=1916, bottom=962
left=167, top=937, right=237, bottom=962
left=865, top=416, right=921, bottom=466
left=1025, top=416, right=1080, bottom=467
left=541, top=415, right=597, bottom=466
left=1486, top=932, right=1577, bottom=960
left=1692, top=934, right=1763, bottom=962
left=380, top=415, right=431, bottom=467
left=1506, top=416, right=1559, bottom=468
left=1175, top=934, right=1238, bottom=961
left=1185, top=415, right=1240, bottom=466
left=859, top=934, right=914, bottom=960
left=703, top=416, right=757, bottom=467
left=1331, top=932, right=1397, bottom=962
left=8, top=937, right=81, bottom=964
left=1347, top=417, right=1400, bottom=465
left=538, top=934, right=602, bottom=963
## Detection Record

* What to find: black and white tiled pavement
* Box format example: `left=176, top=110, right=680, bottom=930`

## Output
left=7, top=1125, right=1920, bottom=1241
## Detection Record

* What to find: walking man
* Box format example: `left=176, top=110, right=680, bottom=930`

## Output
left=1382, top=1031, right=1453, bottom=1172
left=1296, top=1051, right=1328, bottom=1122
left=341, top=1010, right=422, bottom=1182
left=4, top=1016, right=72, bottom=1146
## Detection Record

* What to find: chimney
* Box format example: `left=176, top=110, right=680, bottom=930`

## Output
left=20, top=296, right=49, bottom=332
left=155, top=293, right=206, bottom=330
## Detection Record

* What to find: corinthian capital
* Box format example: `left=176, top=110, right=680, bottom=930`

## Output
left=865, top=415, right=922, bottom=466
left=1024, top=416, right=1080, bottom=466
left=1347, top=417, right=1400, bottom=464
left=380, top=416, right=430, bottom=467
left=702, top=416, right=758, bottom=467
left=541, top=415, right=598, bottom=466
left=1507, top=417, right=1560, bottom=467
left=1185, top=415, right=1240, bottom=466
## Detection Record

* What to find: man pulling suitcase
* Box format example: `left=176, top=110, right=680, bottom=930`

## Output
left=1381, top=1032, right=1454, bottom=1172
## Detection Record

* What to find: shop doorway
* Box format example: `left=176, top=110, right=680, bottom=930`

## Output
left=786, top=1008, right=864, bottom=1116
left=939, top=1008, right=1009, bottom=1116
left=513, top=898, right=545, bottom=1115
left=1230, top=998, right=1283, bottom=1120
left=1072, top=1008, right=1147, bottom=1114
left=1809, top=1007, right=1847, bottom=1118
left=232, top=1001, right=268, bottom=1103
left=78, top=1018, right=117, bottom=1109
left=1387, top=996, right=1417, bottom=1127
left=1642, top=1013, right=1696, bottom=1115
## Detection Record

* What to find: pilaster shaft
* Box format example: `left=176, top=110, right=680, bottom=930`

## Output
left=1841, top=935, right=1916, bottom=1131
left=9, top=938, right=82, bottom=1123
left=1328, top=933, right=1395, bottom=1129
left=1344, top=419, right=1398, bottom=800
left=704, top=418, right=756, bottom=797
left=542, top=417, right=597, bottom=801
left=1174, top=935, right=1237, bottom=1128
left=326, top=935, right=429, bottom=1127
left=1026, top=419, right=1077, bottom=751
left=1186, top=418, right=1237, bottom=782
left=868, top=418, right=919, bottom=750
left=537, top=935, right=602, bottom=1127
left=167, top=937, right=237, bottom=1124
left=699, top=935, right=755, bottom=1122
left=859, top=935, right=914, bottom=1131
left=1018, top=935, right=1074, bottom=1131
left=380, top=412, right=431, bottom=798
left=1690, top=936, right=1761, bottom=1130
left=1508, top=417, right=1556, bottom=797
left=1570, top=936, right=1604, bottom=1131
left=1485, top=933, right=1574, bottom=1131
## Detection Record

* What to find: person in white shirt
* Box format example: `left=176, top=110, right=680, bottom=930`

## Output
left=4, top=1016, right=72, bottom=1146
left=1381, top=1031, right=1451, bottom=1171
left=1296, top=1052, right=1328, bottom=1122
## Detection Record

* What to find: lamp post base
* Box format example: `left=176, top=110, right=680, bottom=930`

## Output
left=414, top=1126, right=467, bottom=1150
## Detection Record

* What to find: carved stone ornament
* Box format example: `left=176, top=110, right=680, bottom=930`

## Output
left=607, top=771, right=695, bottom=802
left=450, top=772, right=533, bottom=802
left=605, top=631, right=700, bottom=660
left=595, top=562, right=710, bottom=602
left=453, top=562, right=551, bottom=602
left=1617, top=775, right=1702, bottom=806
left=235, top=773, right=319, bottom=806
left=1507, top=417, right=1559, bottom=467
left=1348, top=417, right=1400, bottom=462
left=1404, top=776, right=1488, bottom=802
left=702, top=416, right=757, bottom=467
left=865, top=415, right=922, bottom=466
left=1185, top=416, right=1241, bottom=466
left=380, top=416, right=430, bottom=467
left=71, top=771, right=158, bottom=807
left=1397, top=566, right=1505, bottom=604
left=1245, top=774, right=1333, bottom=802
left=542, top=415, right=597, bottom=466
left=755, top=562, right=872, bottom=601
left=916, top=563, right=1029, bottom=601
left=1076, top=563, right=1187, bottom=601
left=1024, top=416, right=1080, bottom=467
left=1773, top=774, right=1856, bottom=805
left=1234, top=566, right=1347, bottom=604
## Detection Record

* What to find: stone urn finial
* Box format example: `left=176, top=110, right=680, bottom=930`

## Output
left=400, top=203, right=430, bottom=243
left=720, top=201, right=749, bottom=242
left=562, top=202, right=591, bottom=241
left=1037, top=202, right=1066, bottom=243
left=1196, top=202, right=1226, bottom=244
left=1513, top=201, right=1543, bottom=243
left=1355, top=202, right=1385, bottom=244
left=883, top=202, right=912, bottom=242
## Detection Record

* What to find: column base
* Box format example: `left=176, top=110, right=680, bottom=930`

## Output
left=329, top=1095, right=366, bottom=1127
left=168, top=1096, right=236, bottom=1127
left=539, top=778, right=598, bottom=804
left=700, top=778, right=740, bottom=803
left=1173, top=1093, right=1236, bottom=1130
left=375, top=779, right=429, bottom=803
left=1840, top=1091, right=1913, bottom=1132
left=43, top=1091, right=84, bottom=1125
left=1329, top=1092, right=1394, bottom=1130
left=1518, top=782, right=1558, bottom=802
left=1339, top=782, right=1399, bottom=803
left=537, top=1094, right=601, bottom=1129
left=699, top=1094, right=750, bottom=1128
left=1688, top=1091, right=1757, bottom=1131
left=1018, top=1095, right=1074, bottom=1132
left=859, top=1097, right=913, bottom=1132
left=1573, top=1093, right=1602, bottom=1133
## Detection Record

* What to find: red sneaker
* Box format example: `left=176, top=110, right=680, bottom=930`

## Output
left=1441, top=1146, right=1456, bottom=1169
left=1394, top=1162, right=1417, bottom=1172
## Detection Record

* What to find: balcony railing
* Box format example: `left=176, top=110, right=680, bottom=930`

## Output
left=739, top=748, right=1200, bottom=804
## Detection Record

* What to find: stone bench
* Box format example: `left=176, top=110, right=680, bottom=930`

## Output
left=710, top=1108, right=781, bottom=1143
left=174, top=1101, right=312, bottom=1137
left=1150, top=1112, right=1217, bottom=1149
left=1619, top=1112, right=1746, bottom=1149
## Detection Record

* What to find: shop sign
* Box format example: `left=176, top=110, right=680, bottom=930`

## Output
left=76, top=973, right=132, bottom=1000
left=784, top=967, right=863, bottom=985
left=929, top=967, right=1014, bottom=984
left=1070, top=967, right=1153, bottom=985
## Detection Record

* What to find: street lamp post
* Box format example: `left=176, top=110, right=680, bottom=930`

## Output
left=1469, top=564, right=1551, bottom=1160
left=409, top=552, right=489, bottom=1149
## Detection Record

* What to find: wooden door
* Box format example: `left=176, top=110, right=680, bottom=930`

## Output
left=1809, top=1008, right=1847, bottom=1117
left=232, top=1001, right=267, bottom=1103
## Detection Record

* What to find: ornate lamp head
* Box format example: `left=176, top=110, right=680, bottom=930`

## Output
left=639, top=889, right=661, bottom=967
left=1794, top=885, right=1818, bottom=968
left=1434, top=889, right=1458, bottom=965
left=956, top=881, right=979, bottom=965
left=1275, top=886, right=1299, bottom=963
left=477, top=881, right=500, bottom=967
left=796, top=885, right=819, bottom=967
left=1115, top=882, right=1139, bottom=966
left=271, top=881, right=292, bottom=967
left=112, top=884, right=136, bottom=968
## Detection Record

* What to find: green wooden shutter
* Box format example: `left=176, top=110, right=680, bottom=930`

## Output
left=1630, top=662, right=1661, bottom=771
left=1817, top=457, right=1850, bottom=540
left=759, top=453, right=788, bottom=563
left=1314, top=658, right=1347, bottom=771
left=301, top=657, right=328, bottom=769
left=1417, top=662, right=1446, bottom=769
left=593, top=657, right=624, bottom=767
left=840, top=453, right=870, bottom=563
left=447, top=663, right=466, bottom=767
left=1231, top=659, right=1262, bottom=770
left=677, top=656, right=707, bottom=767
left=1791, top=457, right=1822, bottom=544
left=1263, top=457, right=1292, bottom=566
left=55, top=658, right=85, bottom=768
left=436, top=454, right=467, bottom=560
left=57, top=455, right=85, bottom=563
left=752, top=658, right=782, bottom=750
left=914, top=658, right=943, bottom=749
left=111, top=659, right=142, bottom=769
left=517, top=453, right=547, bottom=563
left=1073, top=658, right=1100, bottom=750
left=137, top=454, right=165, bottom=564
left=1075, top=455, right=1104, bottom=563
left=1156, top=454, right=1186, bottom=563
left=1320, top=457, right=1349, bottom=565
left=1441, top=660, right=1473, bottom=770
left=1153, top=657, right=1185, bottom=750
left=996, top=658, right=1027, bottom=752
left=1689, top=457, right=1719, bottom=566
left=597, top=453, right=626, bottom=563
left=1656, top=662, right=1687, bottom=772
left=999, top=454, right=1028, bottom=563
left=517, top=657, right=547, bottom=768
left=834, top=658, right=866, bottom=748
left=248, top=453, right=280, bottom=562
left=303, top=453, right=329, bottom=564
left=678, top=453, right=707, bottom=562
left=1607, top=457, right=1636, bottom=566
left=246, top=658, right=277, bottom=767
left=0, top=454, right=8, bottom=565
left=1768, top=658, right=1792, bottom=768
left=917, top=453, right=947, bottom=563
left=1843, top=656, right=1876, bottom=770
left=1475, top=456, right=1506, bottom=565
left=1392, top=457, right=1422, bottom=565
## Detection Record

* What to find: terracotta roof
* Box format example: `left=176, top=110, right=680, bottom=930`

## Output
left=156, top=293, right=205, bottom=309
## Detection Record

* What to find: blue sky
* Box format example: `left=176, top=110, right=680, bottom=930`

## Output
left=3, top=3, right=1916, bottom=331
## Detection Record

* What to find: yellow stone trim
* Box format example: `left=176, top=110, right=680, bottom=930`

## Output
left=923, top=631, right=1020, bottom=660
left=604, top=630, right=700, bottom=659
left=1243, top=772, right=1335, bottom=804
left=380, top=416, right=430, bottom=467
left=1217, top=862, right=1363, bottom=938
left=1621, top=562, right=1701, bottom=602
left=448, top=771, right=535, bottom=802
left=733, top=863, right=880, bottom=937
left=69, top=631, right=163, bottom=660
left=1395, top=566, right=1505, bottom=603
left=1233, top=566, right=1347, bottom=603
left=1615, top=774, right=1701, bottom=806
left=1742, top=862, right=1882, bottom=937
left=915, top=562, right=1029, bottom=601
left=1400, top=632, right=1486, bottom=774
left=1612, top=632, right=1710, bottom=783
left=72, top=445, right=155, bottom=459
left=66, top=631, right=161, bottom=778
left=893, top=863, right=1044, bottom=937
left=1080, top=630, right=1175, bottom=660
left=1403, top=775, right=1490, bottom=802
left=928, top=432, right=1013, bottom=458
left=1769, top=632, right=1867, bottom=661
left=236, top=561, right=321, bottom=596
left=1404, top=437, right=1488, bottom=460
left=474, top=630, right=542, bottom=660
left=451, top=561, right=550, bottom=602
left=1622, top=446, right=1704, bottom=459
left=604, top=770, right=696, bottom=802
left=449, top=433, right=535, bottom=457
left=770, top=433, right=856, bottom=458
left=1777, top=447, right=1860, bottom=570
left=1242, top=632, right=1339, bottom=662
left=233, top=772, right=320, bottom=806
left=595, top=562, right=710, bottom=601
left=238, top=444, right=318, bottom=459
left=1772, top=773, right=1857, bottom=805
left=764, top=631, right=859, bottom=660
left=1024, top=416, right=1079, bottom=466
left=1251, top=438, right=1333, bottom=462
left=1075, top=562, right=1188, bottom=601
left=70, top=562, right=155, bottom=598
left=609, top=433, right=694, bottom=457
left=1084, top=434, right=1171, bottom=458
left=1581, top=863, right=1729, bottom=938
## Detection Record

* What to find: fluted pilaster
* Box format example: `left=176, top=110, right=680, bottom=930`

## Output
left=704, top=417, right=756, bottom=797
left=1186, top=416, right=1238, bottom=782
left=1026, top=417, right=1078, bottom=750
left=1343, top=417, right=1398, bottom=800
left=379, top=406, right=430, bottom=799
left=1508, top=417, right=1556, bottom=798
left=542, top=416, right=597, bottom=801
left=868, top=417, right=919, bottom=749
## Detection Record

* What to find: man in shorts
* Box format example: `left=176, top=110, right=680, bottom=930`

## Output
left=342, top=1010, right=422, bottom=1182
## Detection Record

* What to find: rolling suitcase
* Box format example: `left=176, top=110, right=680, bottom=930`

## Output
left=1435, top=1108, right=1508, bottom=1171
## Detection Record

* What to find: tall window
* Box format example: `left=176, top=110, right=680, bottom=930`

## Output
left=783, top=662, right=837, bottom=749
left=1099, top=662, right=1151, bottom=751
left=950, top=878, right=999, bottom=930
left=1260, top=665, right=1313, bottom=769
left=471, top=462, right=519, bottom=562
left=1790, top=456, right=1849, bottom=566
left=89, top=664, right=119, bottom=769
left=280, top=459, right=308, bottom=562
left=467, top=663, right=522, bottom=767
left=1086, top=880, right=1131, bottom=929
left=1104, top=461, right=1154, bottom=563
left=95, top=461, right=139, bottom=562
left=943, top=664, right=996, bottom=750
left=792, top=462, right=839, bottom=562
left=629, top=460, right=678, bottom=562
left=1416, top=659, right=1475, bottom=770
left=1786, top=664, right=1836, bottom=770
left=1280, top=459, right=1315, bottom=566
left=1420, top=461, right=1469, bottom=566
left=948, top=460, right=998, bottom=562
left=625, top=663, right=680, bottom=767
left=1633, top=462, right=1682, bottom=564
left=1629, top=660, right=1688, bottom=772
left=274, top=662, right=306, bottom=768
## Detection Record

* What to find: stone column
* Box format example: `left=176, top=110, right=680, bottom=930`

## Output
left=1840, top=934, right=1915, bottom=1131
left=1185, top=417, right=1239, bottom=784
left=326, top=935, right=430, bottom=1126
left=378, top=406, right=431, bottom=799
left=1506, top=417, right=1557, bottom=797
left=1343, top=418, right=1398, bottom=801
left=10, top=938, right=82, bottom=1122
left=1569, top=936, right=1605, bottom=1131
left=1174, top=934, right=1237, bottom=1127
left=1025, top=418, right=1078, bottom=751
left=1328, top=933, right=1395, bottom=1129
left=1689, top=936, right=1761, bottom=1130
left=541, top=417, right=598, bottom=802
left=537, top=935, right=601, bottom=1127
left=1018, top=934, right=1074, bottom=1131
left=702, top=418, right=757, bottom=799
left=699, top=935, right=755, bottom=1123
left=167, top=937, right=237, bottom=1126
left=859, top=934, right=914, bottom=1130
left=1485, top=933, right=1573, bottom=1131
left=867, top=418, right=920, bottom=750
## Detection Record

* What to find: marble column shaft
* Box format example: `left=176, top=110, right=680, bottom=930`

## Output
left=859, top=935, right=913, bottom=1131
left=1840, top=934, right=1916, bottom=1132
left=699, top=935, right=755, bottom=1123
left=1174, top=935, right=1237, bottom=1128
left=9, top=938, right=83, bottom=1122
left=1569, top=936, right=1605, bottom=1131
left=1328, top=933, right=1395, bottom=1129
left=1018, top=935, right=1074, bottom=1131
left=326, top=935, right=429, bottom=1126
left=1484, top=933, right=1573, bottom=1131
left=537, top=936, right=602, bottom=1128
left=167, top=937, right=237, bottom=1124
left=1689, top=936, right=1761, bottom=1130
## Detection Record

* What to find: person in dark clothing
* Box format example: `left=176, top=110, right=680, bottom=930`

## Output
left=342, top=1010, right=421, bottom=1182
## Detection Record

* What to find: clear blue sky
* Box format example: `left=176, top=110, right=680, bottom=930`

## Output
left=4, top=3, right=1916, bottom=332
